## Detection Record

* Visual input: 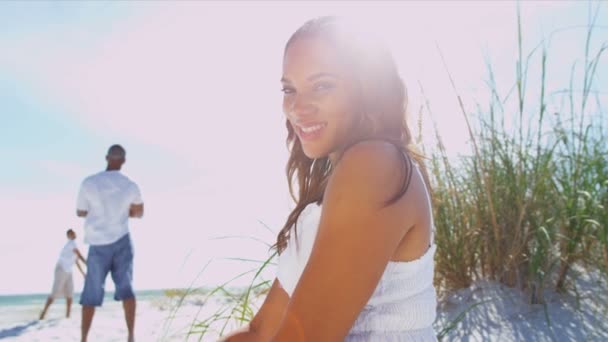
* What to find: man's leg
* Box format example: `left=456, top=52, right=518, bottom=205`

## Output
left=41, top=265, right=64, bottom=319
left=123, top=298, right=136, bottom=342
left=66, top=274, right=74, bottom=318
left=39, top=297, right=53, bottom=320
left=81, top=305, right=95, bottom=342
left=80, top=245, right=110, bottom=342
left=111, top=234, right=135, bottom=341
left=66, top=297, right=72, bottom=318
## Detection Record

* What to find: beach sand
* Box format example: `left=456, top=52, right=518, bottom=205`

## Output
left=0, top=291, right=240, bottom=342
left=1, top=268, right=606, bottom=341
left=0, top=296, right=180, bottom=341
left=435, top=267, right=608, bottom=341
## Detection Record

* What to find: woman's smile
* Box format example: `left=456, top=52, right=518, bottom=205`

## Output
left=294, top=121, right=328, bottom=142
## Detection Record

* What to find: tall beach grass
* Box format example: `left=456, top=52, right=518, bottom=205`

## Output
left=430, top=2, right=607, bottom=305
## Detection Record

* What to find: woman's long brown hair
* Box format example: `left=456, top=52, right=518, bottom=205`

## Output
left=274, top=17, right=431, bottom=253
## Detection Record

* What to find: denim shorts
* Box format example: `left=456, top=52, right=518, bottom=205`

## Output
left=80, top=234, right=134, bottom=306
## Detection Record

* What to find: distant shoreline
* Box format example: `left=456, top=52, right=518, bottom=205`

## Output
left=0, top=288, right=165, bottom=299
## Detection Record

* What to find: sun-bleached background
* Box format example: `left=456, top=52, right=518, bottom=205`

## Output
left=1, top=1, right=606, bottom=294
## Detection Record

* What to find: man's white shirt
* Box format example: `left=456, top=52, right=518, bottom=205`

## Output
left=76, top=171, right=143, bottom=245
left=57, top=240, right=78, bottom=272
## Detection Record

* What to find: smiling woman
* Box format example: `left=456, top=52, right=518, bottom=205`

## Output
left=221, top=16, right=437, bottom=342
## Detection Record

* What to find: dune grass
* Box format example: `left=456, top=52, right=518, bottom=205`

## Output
left=430, top=2, right=607, bottom=305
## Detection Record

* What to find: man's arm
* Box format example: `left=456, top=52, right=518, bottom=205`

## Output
left=129, top=183, right=144, bottom=218
left=76, top=260, right=86, bottom=278
left=74, top=248, right=86, bottom=264
left=74, top=248, right=86, bottom=277
left=129, top=203, right=144, bottom=218
left=76, top=180, right=88, bottom=217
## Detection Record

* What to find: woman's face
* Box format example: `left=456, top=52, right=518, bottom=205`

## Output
left=281, top=37, right=360, bottom=160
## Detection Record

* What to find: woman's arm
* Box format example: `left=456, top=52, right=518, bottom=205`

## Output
left=220, top=278, right=289, bottom=341
left=272, top=141, right=420, bottom=341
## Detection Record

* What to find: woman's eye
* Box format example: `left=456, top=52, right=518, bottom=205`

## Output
left=313, top=82, right=335, bottom=92
left=281, top=87, right=295, bottom=95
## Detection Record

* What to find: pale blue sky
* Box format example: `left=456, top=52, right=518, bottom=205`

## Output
left=0, top=1, right=605, bottom=294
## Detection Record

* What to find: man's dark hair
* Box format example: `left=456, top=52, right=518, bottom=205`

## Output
left=107, top=144, right=126, bottom=159
left=66, top=229, right=75, bottom=236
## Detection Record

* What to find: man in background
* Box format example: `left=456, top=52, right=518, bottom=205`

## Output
left=76, top=144, right=144, bottom=342
left=39, top=229, right=86, bottom=320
